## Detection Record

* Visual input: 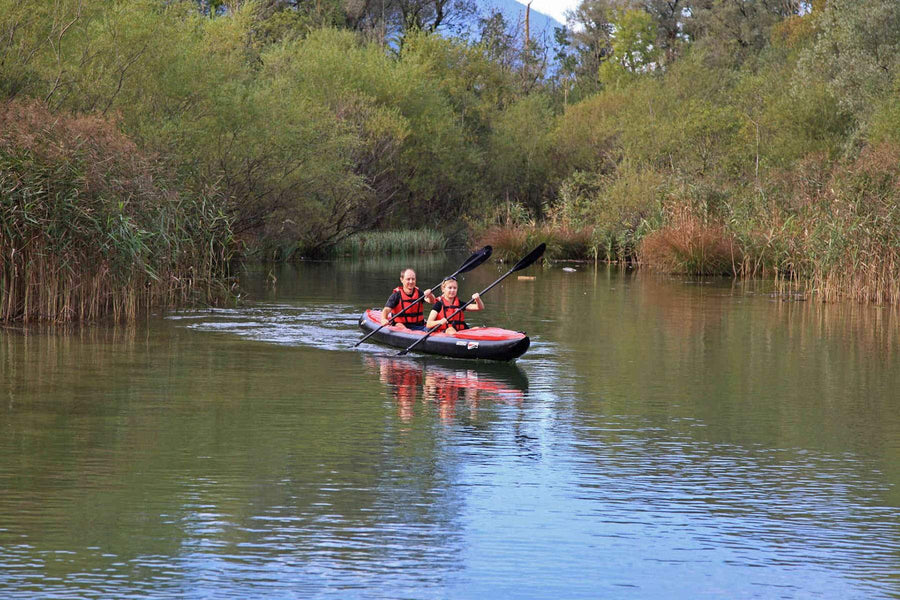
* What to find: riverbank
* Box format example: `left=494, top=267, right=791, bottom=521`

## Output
left=4, top=2, right=900, bottom=317
left=476, top=144, right=900, bottom=306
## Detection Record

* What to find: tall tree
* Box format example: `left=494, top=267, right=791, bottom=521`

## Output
left=640, top=0, right=687, bottom=64
left=800, top=0, right=900, bottom=117
left=598, top=8, right=660, bottom=87
left=561, top=0, right=617, bottom=97
left=684, top=0, right=805, bottom=66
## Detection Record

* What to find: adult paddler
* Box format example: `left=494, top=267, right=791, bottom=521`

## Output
left=381, top=268, right=436, bottom=331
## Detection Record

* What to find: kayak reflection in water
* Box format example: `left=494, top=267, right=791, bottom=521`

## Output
left=368, top=356, right=422, bottom=421
left=426, top=276, right=484, bottom=335
left=423, top=369, right=477, bottom=422
left=364, top=356, right=527, bottom=423
left=381, top=268, right=436, bottom=331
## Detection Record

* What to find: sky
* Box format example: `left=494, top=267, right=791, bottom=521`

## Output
left=527, top=0, right=579, bottom=24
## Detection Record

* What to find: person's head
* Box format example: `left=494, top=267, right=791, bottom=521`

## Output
left=400, top=268, right=416, bottom=291
left=441, top=276, right=458, bottom=298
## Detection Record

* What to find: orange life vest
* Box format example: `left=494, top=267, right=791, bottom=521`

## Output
left=392, top=286, right=424, bottom=326
left=434, top=294, right=466, bottom=332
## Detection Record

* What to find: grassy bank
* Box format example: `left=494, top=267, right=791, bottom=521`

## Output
left=331, top=229, right=447, bottom=257
left=0, top=100, right=235, bottom=323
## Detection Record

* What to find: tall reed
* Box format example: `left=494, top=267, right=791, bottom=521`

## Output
left=331, top=229, right=447, bottom=256
left=639, top=208, right=740, bottom=275
left=0, top=100, right=235, bottom=323
left=727, top=144, right=900, bottom=304
left=477, top=225, right=597, bottom=262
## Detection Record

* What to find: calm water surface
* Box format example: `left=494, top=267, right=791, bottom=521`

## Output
left=2, top=256, right=899, bottom=599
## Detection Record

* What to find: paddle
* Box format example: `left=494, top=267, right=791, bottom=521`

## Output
left=354, top=245, right=493, bottom=347
left=398, top=242, right=546, bottom=356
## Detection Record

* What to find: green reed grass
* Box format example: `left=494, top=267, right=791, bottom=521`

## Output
left=332, top=229, right=447, bottom=256
left=730, top=144, right=900, bottom=305
left=0, top=100, right=235, bottom=323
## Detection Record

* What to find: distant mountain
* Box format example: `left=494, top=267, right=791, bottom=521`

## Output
left=480, top=0, right=564, bottom=45
left=443, top=0, right=566, bottom=69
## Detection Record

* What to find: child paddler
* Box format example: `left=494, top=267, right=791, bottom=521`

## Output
left=381, top=268, right=436, bottom=331
left=426, top=276, right=484, bottom=335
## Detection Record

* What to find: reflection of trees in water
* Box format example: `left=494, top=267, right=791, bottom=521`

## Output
left=558, top=267, right=900, bottom=505
left=364, top=355, right=527, bottom=423
left=635, top=270, right=900, bottom=359
left=2, top=331, right=486, bottom=591
left=1, top=325, right=139, bottom=395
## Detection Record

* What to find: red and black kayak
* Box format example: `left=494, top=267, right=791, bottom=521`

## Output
left=358, top=309, right=530, bottom=361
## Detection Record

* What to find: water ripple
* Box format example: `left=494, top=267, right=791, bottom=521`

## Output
left=167, top=304, right=362, bottom=350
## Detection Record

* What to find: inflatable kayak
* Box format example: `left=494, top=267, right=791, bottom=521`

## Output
left=358, top=309, right=530, bottom=361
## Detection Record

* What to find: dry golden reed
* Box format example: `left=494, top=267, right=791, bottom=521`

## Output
left=639, top=208, right=739, bottom=275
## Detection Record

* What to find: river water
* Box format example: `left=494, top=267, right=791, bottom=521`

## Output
left=2, top=256, right=899, bottom=599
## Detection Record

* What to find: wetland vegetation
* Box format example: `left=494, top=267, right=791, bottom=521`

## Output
left=3, top=0, right=900, bottom=321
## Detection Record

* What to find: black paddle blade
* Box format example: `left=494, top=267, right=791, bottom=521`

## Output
left=511, top=243, right=546, bottom=272
left=458, top=245, right=492, bottom=274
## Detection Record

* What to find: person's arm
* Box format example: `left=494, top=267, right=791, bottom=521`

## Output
left=466, top=292, right=484, bottom=311
left=381, top=292, right=401, bottom=326
left=423, top=288, right=436, bottom=304
left=426, top=307, right=446, bottom=330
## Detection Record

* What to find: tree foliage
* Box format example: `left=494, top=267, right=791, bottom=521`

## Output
left=5, top=0, right=900, bottom=304
left=799, top=0, right=900, bottom=117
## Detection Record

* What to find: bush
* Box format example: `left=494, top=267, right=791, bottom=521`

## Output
left=550, top=167, right=665, bottom=261
left=477, top=225, right=596, bottom=261
left=639, top=209, right=740, bottom=275
left=0, top=99, right=234, bottom=322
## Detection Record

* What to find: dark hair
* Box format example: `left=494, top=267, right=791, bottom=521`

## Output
left=400, top=268, right=416, bottom=278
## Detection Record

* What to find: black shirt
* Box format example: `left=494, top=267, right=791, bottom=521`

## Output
left=385, top=290, right=402, bottom=309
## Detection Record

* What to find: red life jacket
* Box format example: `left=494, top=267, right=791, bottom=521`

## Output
left=434, top=294, right=466, bottom=332
left=391, top=286, right=424, bottom=326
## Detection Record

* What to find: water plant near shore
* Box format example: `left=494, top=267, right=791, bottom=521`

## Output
left=477, top=226, right=595, bottom=262
left=640, top=209, right=739, bottom=276
left=331, top=229, right=447, bottom=257
left=0, top=100, right=235, bottom=323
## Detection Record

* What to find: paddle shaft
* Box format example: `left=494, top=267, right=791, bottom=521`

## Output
left=398, top=244, right=544, bottom=356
